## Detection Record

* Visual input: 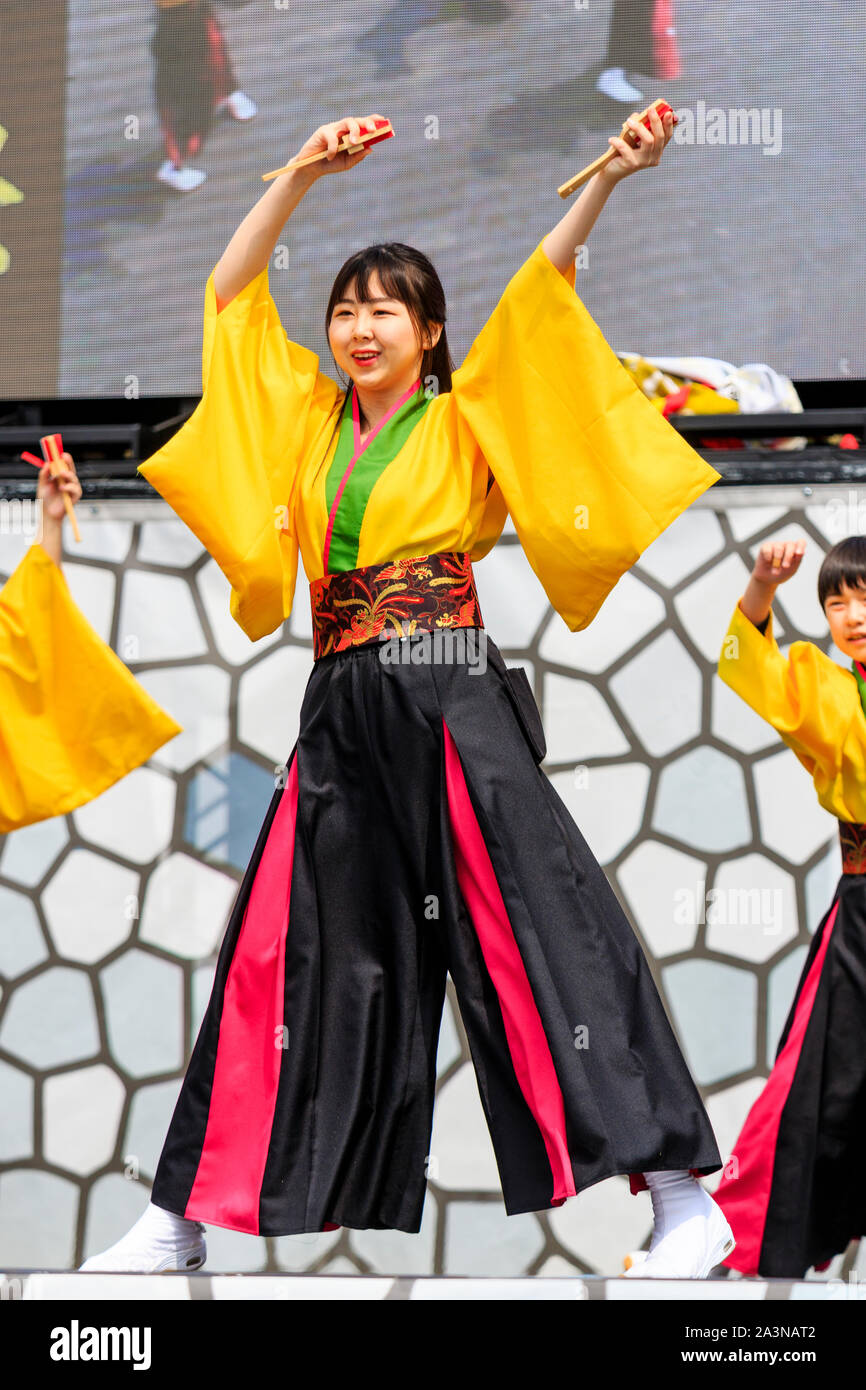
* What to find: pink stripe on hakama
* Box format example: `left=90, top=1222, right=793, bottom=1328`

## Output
left=184, top=757, right=299, bottom=1233
left=442, top=719, right=577, bottom=1207
left=714, top=898, right=840, bottom=1274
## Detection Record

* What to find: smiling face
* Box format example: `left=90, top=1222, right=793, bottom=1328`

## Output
left=327, top=270, right=440, bottom=394
left=823, top=579, right=866, bottom=660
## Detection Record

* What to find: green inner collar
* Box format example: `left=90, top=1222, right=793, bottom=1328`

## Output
left=323, top=380, right=432, bottom=573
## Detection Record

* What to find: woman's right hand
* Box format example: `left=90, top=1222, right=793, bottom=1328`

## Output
left=291, top=115, right=387, bottom=177
left=752, top=538, right=806, bottom=587
left=37, top=452, right=81, bottom=523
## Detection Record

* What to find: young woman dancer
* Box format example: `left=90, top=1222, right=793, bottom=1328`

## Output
left=709, top=535, right=866, bottom=1277
left=0, top=455, right=180, bottom=830
left=81, top=107, right=733, bottom=1278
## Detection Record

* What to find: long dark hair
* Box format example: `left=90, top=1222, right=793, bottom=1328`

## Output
left=320, top=243, right=455, bottom=447
left=818, top=536, right=866, bottom=609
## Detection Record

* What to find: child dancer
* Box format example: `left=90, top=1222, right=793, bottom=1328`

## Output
left=81, top=107, right=732, bottom=1278
left=0, top=455, right=180, bottom=830
left=708, top=535, right=866, bottom=1277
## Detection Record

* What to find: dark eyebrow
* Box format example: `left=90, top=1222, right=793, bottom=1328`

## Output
left=333, top=295, right=399, bottom=307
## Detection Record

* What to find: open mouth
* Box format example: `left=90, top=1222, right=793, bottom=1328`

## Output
left=352, top=352, right=380, bottom=363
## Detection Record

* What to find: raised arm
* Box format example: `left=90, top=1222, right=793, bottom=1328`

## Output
left=138, top=116, right=392, bottom=641
left=718, top=539, right=857, bottom=775
left=737, top=538, right=807, bottom=630
left=35, top=451, right=81, bottom=569
left=445, top=143, right=719, bottom=633
left=719, top=606, right=854, bottom=781
left=541, top=104, right=677, bottom=276
left=213, top=115, right=385, bottom=311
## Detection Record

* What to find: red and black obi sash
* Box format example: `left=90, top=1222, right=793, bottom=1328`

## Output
left=309, top=551, right=484, bottom=660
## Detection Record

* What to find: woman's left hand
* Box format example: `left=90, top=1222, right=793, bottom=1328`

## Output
left=601, top=105, right=677, bottom=184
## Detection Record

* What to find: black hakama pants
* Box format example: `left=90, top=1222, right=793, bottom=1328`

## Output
left=715, top=870, right=866, bottom=1277
left=151, top=629, right=722, bottom=1236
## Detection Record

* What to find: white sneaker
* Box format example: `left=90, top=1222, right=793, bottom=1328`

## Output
left=78, top=1202, right=207, bottom=1274
left=621, top=1173, right=735, bottom=1279
left=217, top=90, right=257, bottom=121
left=595, top=66, right=645, bottom=103
left=156, top=160, right=207, bottom=192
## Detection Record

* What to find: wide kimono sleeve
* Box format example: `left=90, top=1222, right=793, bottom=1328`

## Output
left=717, top=599, right=856, bottom=780
left=447, top=237, right=722, bottom=630
left=138, top=263, right=342, bottom=642
left=0, top=544, right=182, bottom=833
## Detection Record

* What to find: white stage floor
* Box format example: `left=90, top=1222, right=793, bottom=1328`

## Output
left=3, top=1272, right=862, bottom=1300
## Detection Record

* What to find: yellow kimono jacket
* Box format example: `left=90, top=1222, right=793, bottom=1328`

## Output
left=0, top=543, right=181, bottom=833
left=138, top=236, right=721, bottom=643
left=719, top=599, right=866, bottom=822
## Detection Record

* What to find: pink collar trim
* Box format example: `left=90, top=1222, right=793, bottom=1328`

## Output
left=352, top=378, right=421, bottom=457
